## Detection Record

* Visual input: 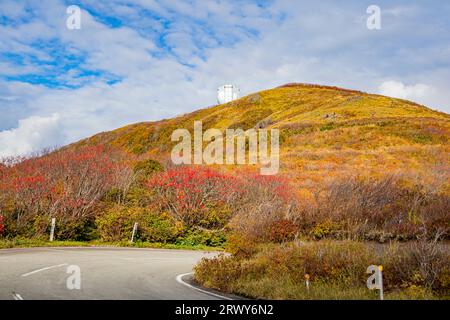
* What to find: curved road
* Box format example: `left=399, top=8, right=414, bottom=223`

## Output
left=0, top=247, right=223, bottom=300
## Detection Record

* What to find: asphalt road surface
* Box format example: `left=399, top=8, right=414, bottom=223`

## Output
left=0, top=247, right=224, bottom=300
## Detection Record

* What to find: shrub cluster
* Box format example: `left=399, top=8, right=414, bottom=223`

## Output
left=147, top=166, right=239, bottom=228
left=96, top=206, right=180, bottom=243
left=95, top=204, right=227, bottom=246
left=1, top=146, right=448, bottom=253
left=194, top=240, right=450, bottom=299
left=0, top=145, right=133, bottom=239
left=292, top=175, right=449, bottom=242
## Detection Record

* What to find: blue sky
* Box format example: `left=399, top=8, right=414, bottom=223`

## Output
left=1, top=0, right=449, bottom=157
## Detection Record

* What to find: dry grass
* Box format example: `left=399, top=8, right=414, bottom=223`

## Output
left=194, top=240, right=449, bottom=300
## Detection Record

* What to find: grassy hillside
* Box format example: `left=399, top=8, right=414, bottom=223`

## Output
left=73, top=83, right=450, bottom=192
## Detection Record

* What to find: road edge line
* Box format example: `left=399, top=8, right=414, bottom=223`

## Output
left=176, top=272, right=233, bottom=300
left=21, top=263, right=68, bottom=277
left=12, top=293, right=23, bottom=300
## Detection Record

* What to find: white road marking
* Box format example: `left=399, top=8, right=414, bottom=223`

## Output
left=21, top=263, right=68, bottom=277
left=12, top=293, right=23, bottom=300
left=176, top=272, right=232, bottom=300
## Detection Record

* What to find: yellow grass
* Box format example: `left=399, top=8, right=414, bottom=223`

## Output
left=70, top=83, right=449, bottom=192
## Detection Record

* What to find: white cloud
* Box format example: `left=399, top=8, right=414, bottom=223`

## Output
left=0, top=0, right=449, bottom=158
left=0, top=114, right=64, bottom=158
left=378, top=80, right=436, bottom=101
left=0, top=0, right=28, bottom=20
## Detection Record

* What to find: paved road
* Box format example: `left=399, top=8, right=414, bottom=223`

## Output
left=0, top=247, right=222, bottom=300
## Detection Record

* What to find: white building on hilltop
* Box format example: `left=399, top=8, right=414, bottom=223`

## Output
left=217, top=84, right=240, bottom=104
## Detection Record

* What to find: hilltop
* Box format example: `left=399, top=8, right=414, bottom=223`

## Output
left=72, top=83, right=450, bottom=192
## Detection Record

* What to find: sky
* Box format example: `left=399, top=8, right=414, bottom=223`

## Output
left=1, top=0, right=449, bottom=158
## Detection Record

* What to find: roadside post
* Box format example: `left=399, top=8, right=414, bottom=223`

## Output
left=305, top=274, right=310, bottom=292
left=49, top=218, right=56, bottom=242
left=366, top=265, right=384, bottom=300
left=130, top=222, right=138, bottom=243
left=378, top=265, right=384, bottom=300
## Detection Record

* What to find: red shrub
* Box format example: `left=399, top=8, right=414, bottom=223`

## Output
left=147, top=166, right=242, bottom=227
left=147, top=166, right=296, bottom=243
left=268, top=219, right=298, bottom=243
left=0, top=145, right=133, bottom=237
left=0, top=215, right=4, bottom=235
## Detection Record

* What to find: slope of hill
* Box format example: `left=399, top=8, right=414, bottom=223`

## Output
left=3, top=84, right=448, bottom=300
left=74, top=83, right=450, bottom=193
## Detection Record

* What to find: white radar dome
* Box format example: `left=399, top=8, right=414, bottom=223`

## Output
left=217, top=84, right=240, bottom=104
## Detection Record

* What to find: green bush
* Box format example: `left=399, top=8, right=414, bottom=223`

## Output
left=2, top=212, right=98, bottom=241
left=96, top=206, right=136, bottom=242
left=133, top=159, right=163, bottom=185
left=1, top=211, right=34, bottom=238
left=125, top=186, right=153, bottom=207
left=54, top=217, right=99, bottom=241
left=104, top=187, right=126, bottom=204
left=177, top=229, right=226, bottom=247
left=96, top=206, right=179, bottom=243
left=139, top=212, right=182, bottom=243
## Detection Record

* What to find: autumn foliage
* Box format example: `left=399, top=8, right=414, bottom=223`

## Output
left=0, top=215, right=4, bottom=236
left=194, top=240, right=450, bottom=299
left=0, top=145, right=133, bottom=239
left=146, top=166, right=295, bottom=247
left=148, top=167, right=240, bottom=228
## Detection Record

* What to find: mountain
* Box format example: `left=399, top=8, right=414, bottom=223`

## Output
left=71, top=83, right=450, bottom=192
